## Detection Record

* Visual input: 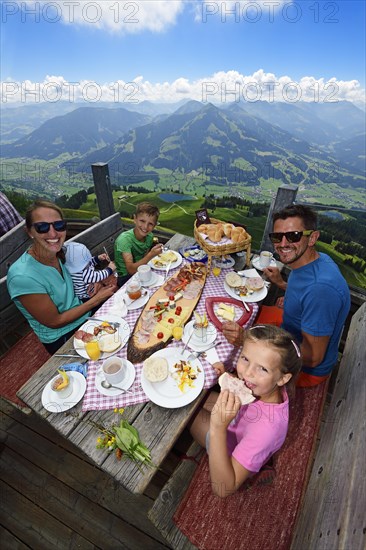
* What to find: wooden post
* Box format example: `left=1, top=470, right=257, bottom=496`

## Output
left=91, top=163, right=115, bottom=220
left=260, top=184, right=298, bottom=252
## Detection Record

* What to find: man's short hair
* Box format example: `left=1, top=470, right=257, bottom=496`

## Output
left=135, top=202, right=160, bottom=220
left=273, top=204, right=317, bottom=230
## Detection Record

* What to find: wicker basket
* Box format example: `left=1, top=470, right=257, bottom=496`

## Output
left=194, top=218, right=251, bottom=255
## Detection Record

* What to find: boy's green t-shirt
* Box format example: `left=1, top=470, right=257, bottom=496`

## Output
left=114, top=228, right=153, bottom=276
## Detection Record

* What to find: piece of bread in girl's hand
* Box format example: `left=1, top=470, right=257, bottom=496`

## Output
left=218, top=373, right=256, bottom=405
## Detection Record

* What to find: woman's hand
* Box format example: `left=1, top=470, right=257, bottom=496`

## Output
left=210, top=389, right=241, bottom=430
left=222, top=321, right=244, bottom=347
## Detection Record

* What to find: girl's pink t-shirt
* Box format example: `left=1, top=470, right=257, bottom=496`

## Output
left=227, top=389, right=289, bottom=473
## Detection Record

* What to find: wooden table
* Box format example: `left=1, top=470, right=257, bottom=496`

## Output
left=16, top=234, right=255, bottom=497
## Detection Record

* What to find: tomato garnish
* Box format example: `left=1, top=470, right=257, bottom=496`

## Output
left=157, top=332, right=164, bottom=339
left=168, top=318, right=174, bottom=323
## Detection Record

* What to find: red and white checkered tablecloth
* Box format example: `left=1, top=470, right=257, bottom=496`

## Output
left=82, top=264, right=259, bottom=411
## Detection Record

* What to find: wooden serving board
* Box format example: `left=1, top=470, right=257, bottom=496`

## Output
left=127, top=263, right=207, bottom=364
left=205, top=296, right=255, bottom=333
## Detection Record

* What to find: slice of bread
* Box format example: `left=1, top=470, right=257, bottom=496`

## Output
left=225, top=272, right=243, bottom=288
left=245, top=276, right=265, bottom=291
left=98, top=333, right=121, bottom=353
left=143, top=356, right=169, bottom=382
left=218, top=373, right=256, bottom=405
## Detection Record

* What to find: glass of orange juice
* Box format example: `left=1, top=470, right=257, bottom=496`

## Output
left=212, top=257, right=221, bottom=277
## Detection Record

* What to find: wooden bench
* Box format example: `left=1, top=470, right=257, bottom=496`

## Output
left=148, top=301, right=366, bottom=550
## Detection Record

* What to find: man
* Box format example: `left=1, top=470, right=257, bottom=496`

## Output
left=223, top=204, right=350, bottom=387
left=0, top=191, right=23, bottom=236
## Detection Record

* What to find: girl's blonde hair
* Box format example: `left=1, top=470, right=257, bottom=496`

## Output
left=245, top=325, right=302, bottom=388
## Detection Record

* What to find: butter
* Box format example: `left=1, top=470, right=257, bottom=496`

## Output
left=217, top=308, right=235, bottom=321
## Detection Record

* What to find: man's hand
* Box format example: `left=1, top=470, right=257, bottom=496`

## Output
left=262, top=266, right=285, bottom=287
left=222, top=321, right=244, bottom=347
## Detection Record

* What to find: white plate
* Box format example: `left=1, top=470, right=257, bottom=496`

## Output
left=182, top=320, right=217, bottom=351
left=140, top=348, right=205, bottom=409
left=214, top=256, right=235, bottom=269
left=95, top=360, right=136, bottom=396
left=41, top=371, right=86, bottom=412
left=148, top=251, right=183, bottom=271
left=224, top=279, right=268, bottom=303
left=252, top=256, right=277, bottom=271
left=123, top=291, right=150, bottom=311
left=73, top=315, right=130, bottom=359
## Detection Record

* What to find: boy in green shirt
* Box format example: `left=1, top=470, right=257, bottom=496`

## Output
left=115, top=202, right=163, bottom=287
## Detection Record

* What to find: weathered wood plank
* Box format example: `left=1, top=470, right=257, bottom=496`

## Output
left=0, top=525, right=30, bottom=550
left=67, top=212, right=122, bottom=258
left=0, top=479, right=95, bottom=549
left=291, top=302, right=366, bottom=550
left=0, top=221, right=30, bottom=278
left=149, top=441, right=203, bottom=550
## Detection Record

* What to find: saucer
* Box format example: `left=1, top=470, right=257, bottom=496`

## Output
left=95, top=359, right=136, bottom=396
left=41, top=372, right=86, bottom=412
left=123, top=291, right=150, bottom=311
left=252, top=256, right=277, bottom=271
left=140, top=272, right=164, bottom=288
left=182, top=320, right=217, bottom=351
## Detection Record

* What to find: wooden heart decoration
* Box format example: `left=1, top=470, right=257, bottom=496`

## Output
left=205, top=297, right=255, bottom=332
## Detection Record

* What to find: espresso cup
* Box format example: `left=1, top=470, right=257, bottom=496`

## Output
left=193, top=322, right=208, bottom=341
left=126, top=280, right=142, bottom=301
left=259, top=251, right=273, bottom=268
left=102, top=356, right=126, bottom=385
left=137, top=264, right=152, bottom=284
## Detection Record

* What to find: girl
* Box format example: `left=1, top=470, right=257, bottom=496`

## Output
left=190, top=325, right=302, bottom=498
left=7, top=200, right=115, bottom=354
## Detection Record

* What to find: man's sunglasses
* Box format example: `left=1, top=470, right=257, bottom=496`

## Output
left=33, top=220, right=67, bottom=234
left=269, top=230, right=313, bottom=244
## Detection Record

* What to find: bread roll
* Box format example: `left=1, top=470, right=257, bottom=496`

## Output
left=197, top=224, right=209, bottom=234
left=225, top=272, right=243, bottom=288
left=98, top=334, right=121, bottom=353
left=231, top=226, right=246, bottom=244
left=223, top=223, right=234, bottom=237
left=245, top=276, right=264, bottom=291
left=207, top=226, right=224, bottom=243
left=143, top=356, right=169, bottom=382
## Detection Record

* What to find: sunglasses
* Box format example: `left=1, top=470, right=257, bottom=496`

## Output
left=33, top=220, right=67, bottom=234
left=269, top=230, right=313, bottom=244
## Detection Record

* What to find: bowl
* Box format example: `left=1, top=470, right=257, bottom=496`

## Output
left=50, top=373, right=73, bottom=399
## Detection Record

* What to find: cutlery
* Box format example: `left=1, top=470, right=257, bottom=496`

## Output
left=242, top=301, right=250, bottom=312
left=91, top=318, right=121, bottom=327
left=164, top=261, right=172, bottom=282
left=54, top=354, right=82, bottom=358
left=187, top=342, right=222, bottom=361
left=182, top=330, right=194, bottom=355
left=101, top=380, right=133, bottom=393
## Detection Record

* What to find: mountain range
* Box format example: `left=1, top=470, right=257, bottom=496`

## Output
left=1, top=99, right=365, bottom=199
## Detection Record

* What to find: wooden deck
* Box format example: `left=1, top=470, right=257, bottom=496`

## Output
left=0, top=397, right=194, bottom=549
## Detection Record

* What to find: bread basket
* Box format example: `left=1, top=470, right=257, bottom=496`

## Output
left=194, top=218, right=252, bottom=256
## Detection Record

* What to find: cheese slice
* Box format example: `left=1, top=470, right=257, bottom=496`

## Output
left=219, top=303, right=235, bottom=314
left=217, top=308, right=235, bottom=321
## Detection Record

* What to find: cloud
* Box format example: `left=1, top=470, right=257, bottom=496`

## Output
left=1, top=70, right=365, bottom=106
left=14, top=1, right=185, bottom=33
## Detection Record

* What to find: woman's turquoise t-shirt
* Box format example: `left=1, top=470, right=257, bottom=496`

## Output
left=7, top=251, right=90, bottom=343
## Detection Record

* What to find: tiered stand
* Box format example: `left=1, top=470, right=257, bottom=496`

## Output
left=194, top=218, right=251, bottom=273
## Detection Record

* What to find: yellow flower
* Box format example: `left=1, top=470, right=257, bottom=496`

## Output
left=118, top=408, right=124, bottom=414
left=114, top=408, right=118, bottom=413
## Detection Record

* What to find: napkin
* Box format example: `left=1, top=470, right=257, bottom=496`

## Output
left=61, top=362, right=88, bottom=378
left=204, top=347, right=220, bottom=365
left=237, top=268, right=260, bottom=278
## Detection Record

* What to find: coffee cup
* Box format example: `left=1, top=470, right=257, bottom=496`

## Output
left=259, top=251, right=274, bottom=268
left=126, top=280, right=142, bottom=301
left=137, top=264, right=152, bottom=284
left=193, top=323, right=208, bottom=341
left=102, top=356, right=126, bottom=385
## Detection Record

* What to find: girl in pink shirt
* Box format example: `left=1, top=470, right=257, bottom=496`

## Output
left=190, top=325, right=302, bottom=498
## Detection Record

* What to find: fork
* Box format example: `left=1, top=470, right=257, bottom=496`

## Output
left=187, top=342, right=222, bottom=361
left=91, top=318, right=120, bottom=327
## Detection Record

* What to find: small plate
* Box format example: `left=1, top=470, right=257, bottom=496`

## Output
left=252, top=256, right=277, bottom=271
left=73, top=315, right=130, bottom=359
left=95, top=360, right=136, bottom=396
left=140, top=348, right=204, bottom=408
left=182, top=320, right=217, bottom=351
left=224, top=280, right=268, bottom=303
left=148, top=251, right=183, bottom=271
left=214, top=256, right=235, bottom=269
left=41, top=371, right=86, bottom=412
left=179, top=245, right=208, bottom=263
left=123, top=291, right=150, bottom=311
left=132, top=272, right=164, bottom=288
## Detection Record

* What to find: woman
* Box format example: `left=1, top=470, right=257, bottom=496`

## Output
left=7, top=200, right=115, bottom=354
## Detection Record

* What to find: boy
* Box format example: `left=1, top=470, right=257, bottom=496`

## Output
left=114, top=202, right=163, bottom=287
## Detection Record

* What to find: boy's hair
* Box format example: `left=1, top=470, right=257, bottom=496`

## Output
left=245, top=325, right=302, bottom=386
left=273, top=204, right=317, bottom=231
left=135, top=202, right=160, bottom=221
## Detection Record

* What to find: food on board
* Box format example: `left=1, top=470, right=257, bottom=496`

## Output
left=218, top=373, right=256, bottom=405
left=143, top=356, right=169, bottom=382
left=225, top=272, right=243, bottom=288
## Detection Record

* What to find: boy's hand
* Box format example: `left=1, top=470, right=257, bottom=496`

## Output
left=210, top=390, right=241, bottom=429
left=212, top=361, right=225, bottom=377
left=149, top=244, right=164, bottom=258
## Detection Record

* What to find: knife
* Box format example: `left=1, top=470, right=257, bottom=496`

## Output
left=90, top=318, right=120, bottom=327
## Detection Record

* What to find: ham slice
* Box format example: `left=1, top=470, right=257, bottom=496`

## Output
left=218, top=373, right=256, bottom=405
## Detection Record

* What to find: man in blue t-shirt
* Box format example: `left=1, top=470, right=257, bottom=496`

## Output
left=223, top=205, right=350, bottom=387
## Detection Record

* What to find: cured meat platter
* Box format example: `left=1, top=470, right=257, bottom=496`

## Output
left=205, top=297, right=255, bottom=332
left=127, top=262, right=207, bottom=363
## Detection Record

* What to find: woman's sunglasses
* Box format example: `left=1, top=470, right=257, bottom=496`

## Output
left=269, top=230, right=313, bottom=244
left=32, top=220, right=67, bottom=234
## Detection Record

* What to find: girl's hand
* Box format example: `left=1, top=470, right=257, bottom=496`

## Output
left=210, top=390, right=241, bottom=430
left=212, top=361, right=225, bottom=377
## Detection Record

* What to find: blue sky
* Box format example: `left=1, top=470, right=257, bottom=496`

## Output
left=1, top=1, right=365, bottom=105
